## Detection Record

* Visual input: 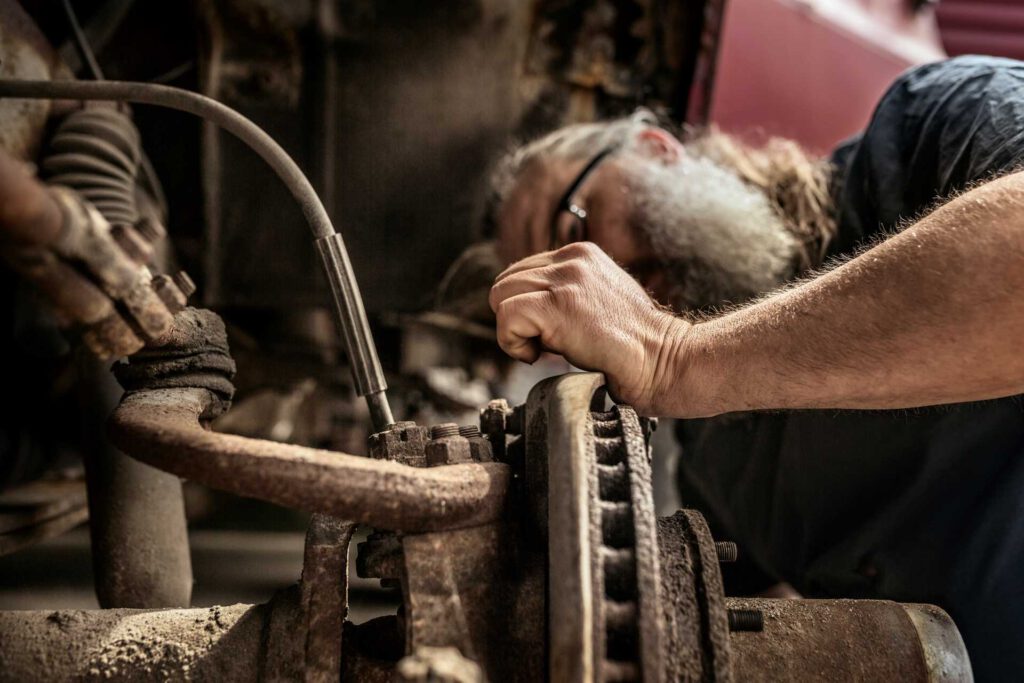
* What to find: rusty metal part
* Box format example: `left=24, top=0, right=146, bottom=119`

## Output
left=0, top=478, right=88, bottom=556
left=0, top=77, right=394, bottom=428
left=657, top=510, right=732, bottom=681
left=356, top=531, right=404, bottom=581
left=49, top=186, right=176, bottom=341
left=0, top=148, right=188, bottom=358
left=459, top=425, right=494, bottom=462
left=400, top=523, right=545, bottom=683
left=725, top=597, right=972, bottom=681
left=368, top=421, right=429, bottom=467
left=726, top=609, right=763, bottom=633
left=525, top=373, right=602, bottom=682
left=5, top=369, right=976, bottom=680
left=592, top=405, right=665, bottom=682
left=714, top=541, right=737, bottom=563
left=300, top=514, right=356, bottom=683
left=526, top=373, right=667, bottom=683
left=0, top=151, right=65, bottom=245
left=108, top=388, right=509, bottom=533
left=79, top=353, right=193, bottom=610
left=113, top=307, right=237, bottom=411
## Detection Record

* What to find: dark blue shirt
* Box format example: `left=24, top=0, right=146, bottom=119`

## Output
left=676, top=56, right=1024, bottom=682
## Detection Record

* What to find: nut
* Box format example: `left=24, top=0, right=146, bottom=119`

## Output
left=425, top=423, right=472, bottom=466
left=459, top=425, right=493, bottom=462
left=369, top=421, right=429, bottom=466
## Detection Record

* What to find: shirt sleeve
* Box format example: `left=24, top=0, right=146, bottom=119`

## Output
left=829, top=56, right=1024, bottom=256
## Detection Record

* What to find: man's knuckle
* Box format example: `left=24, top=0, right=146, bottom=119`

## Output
left=560, top=259, right=586, bottom=280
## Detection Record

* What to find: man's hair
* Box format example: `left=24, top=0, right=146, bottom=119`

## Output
left=488, top=110, right=836, bottom=271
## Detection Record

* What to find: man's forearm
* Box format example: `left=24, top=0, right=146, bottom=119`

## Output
left=662, top=171, right=1024, bottom=417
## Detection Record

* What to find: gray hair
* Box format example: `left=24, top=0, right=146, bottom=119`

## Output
left=488, top=113, right=835, bottom=270
left=490, top=109, right=662, bottom=207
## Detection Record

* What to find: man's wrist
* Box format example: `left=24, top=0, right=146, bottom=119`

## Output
left=644, top=313, right=695, bottom=417
left=651, top=317, right=737, bottom=419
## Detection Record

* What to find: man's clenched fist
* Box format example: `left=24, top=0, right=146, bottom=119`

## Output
left=489, top=241, right=688, bottom=415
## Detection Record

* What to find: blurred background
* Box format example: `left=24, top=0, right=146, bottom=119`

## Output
left=1, top=0, right=1020, bottom=618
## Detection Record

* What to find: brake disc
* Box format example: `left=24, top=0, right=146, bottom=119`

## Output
left=524, top=373, right=731, bottom=683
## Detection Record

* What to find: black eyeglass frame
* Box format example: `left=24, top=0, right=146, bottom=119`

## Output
left=549, top=145, right=619, bottom=250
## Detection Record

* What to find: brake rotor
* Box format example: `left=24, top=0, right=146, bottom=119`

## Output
left=525, top=373, right=730, bottom=683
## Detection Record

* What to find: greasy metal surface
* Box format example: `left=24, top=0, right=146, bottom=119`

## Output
left=109, top=388, right=510, bottom=533
left=726, top=597, right=971, bottom=682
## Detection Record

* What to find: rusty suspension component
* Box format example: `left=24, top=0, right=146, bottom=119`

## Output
left=0, top=78, right=393, bottom=429
left=0, top=151, right=187, bottom=358
left=108, top=386, right=509, bottom=533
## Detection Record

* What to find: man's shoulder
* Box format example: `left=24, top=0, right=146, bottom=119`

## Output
left=828, top=56, right=1024, bottom=254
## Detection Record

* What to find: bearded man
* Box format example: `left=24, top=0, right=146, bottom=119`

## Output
left=488, top=55, right=1024, bottom=680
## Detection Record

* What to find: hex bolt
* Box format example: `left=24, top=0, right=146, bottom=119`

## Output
left=716, top=541, right=738, bottom=563
left=172, top=270, right=197, bottom=298
left=727, top=609, right=764, bottom=632
left=458, top=425, right=481, bottom=438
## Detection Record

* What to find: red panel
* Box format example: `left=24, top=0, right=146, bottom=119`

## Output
left=937, top=0, right=1024, bottom=61
left=708, top=0, right=945, bottom=153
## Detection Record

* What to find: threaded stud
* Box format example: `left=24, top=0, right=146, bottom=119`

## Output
left=430, top=423, right=460, bottom=439
left=716, top=541, right=738, bottom=563
left=727, top=609, right=763, bottom=632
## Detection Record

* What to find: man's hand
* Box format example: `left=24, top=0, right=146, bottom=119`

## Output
left=489, top=241, right=688, bottom=414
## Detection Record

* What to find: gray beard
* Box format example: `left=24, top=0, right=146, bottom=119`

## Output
left=630, top=156, right=799, bottom=312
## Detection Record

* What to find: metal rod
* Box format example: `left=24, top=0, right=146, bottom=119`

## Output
left=0, top=78, right=393, bottom=429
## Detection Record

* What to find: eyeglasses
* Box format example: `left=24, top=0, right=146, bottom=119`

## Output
left=549, top=145, right=618, bottom=250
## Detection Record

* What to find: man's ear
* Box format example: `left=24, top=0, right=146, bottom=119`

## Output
left=635, top=127, right=685, bottom=165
